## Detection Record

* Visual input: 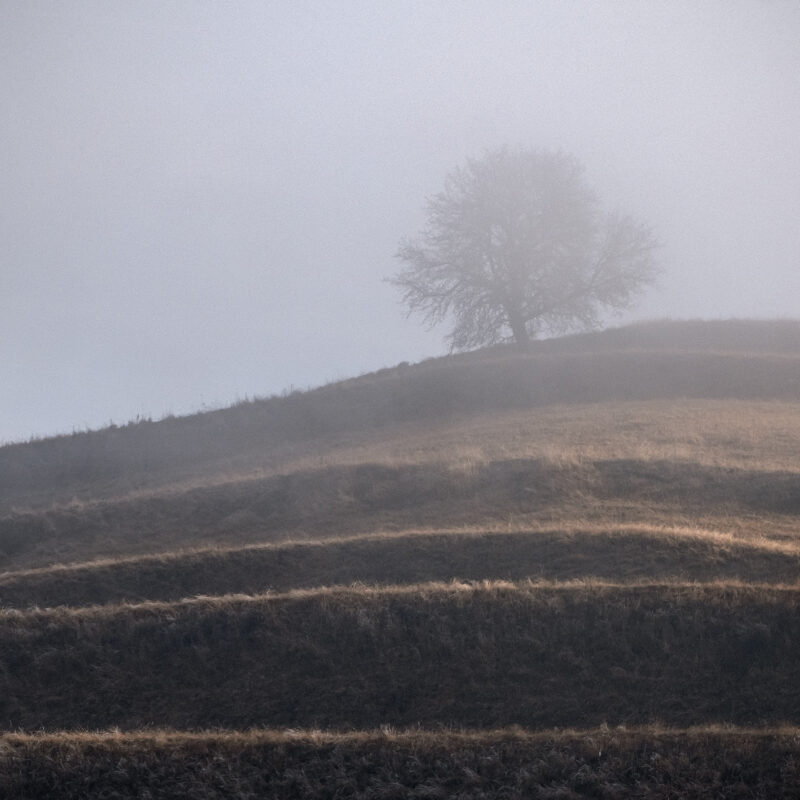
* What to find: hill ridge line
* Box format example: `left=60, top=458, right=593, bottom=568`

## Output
left=4, top=578, right=800, bottom=618
left=2, top=521, right=798, bottom=581
left=5, top=724, right=800, bottom=746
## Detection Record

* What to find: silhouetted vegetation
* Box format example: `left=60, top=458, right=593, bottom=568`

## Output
left=393, top=147, right=659, bottom=348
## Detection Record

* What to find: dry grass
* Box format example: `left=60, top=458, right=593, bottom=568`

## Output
left=3, top=522, right=800, bottom=609
left=8, top=397, right=800, bottom=515
left=2, top=580, right=800, bottom=732
left=5, top=450, right=800, bottom=572
left=7, top=722, right=800, bottom=747
left=273, top=398, right=800, bottom=477
left=3, top=321, right=800, bottom=794
left=3, top=726, right=800, bottom=799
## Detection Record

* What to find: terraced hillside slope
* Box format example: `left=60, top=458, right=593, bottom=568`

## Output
left=2, top=319, right=800, bottom=797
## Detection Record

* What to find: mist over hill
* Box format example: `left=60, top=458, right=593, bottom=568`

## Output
left=4, top=319, right=800, bottom=514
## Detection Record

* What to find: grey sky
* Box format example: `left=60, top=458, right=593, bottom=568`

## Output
left=2, top=1, right=799, bottom=443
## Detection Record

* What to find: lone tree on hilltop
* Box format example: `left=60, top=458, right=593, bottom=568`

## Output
left=392, top=147, right=660, bottom=349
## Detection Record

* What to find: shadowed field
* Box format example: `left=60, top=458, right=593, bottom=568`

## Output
left=2, top=524, right=800, bottom=609
left=3, top=581, right=800, bottom=731
left=2, top=320, right=800, bottom=796
left=4, top=727, right=800, bottom=800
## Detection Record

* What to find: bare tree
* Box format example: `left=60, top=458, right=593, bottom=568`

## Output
left=392, top=147, right=660, bottom=349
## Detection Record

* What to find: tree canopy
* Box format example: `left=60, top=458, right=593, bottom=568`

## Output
left=392, top=147, right=660, bottom=349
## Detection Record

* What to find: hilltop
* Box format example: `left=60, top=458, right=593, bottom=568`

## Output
left=4, top=317, right=800, bottom=514
left=2, top=318, right=800, bottom=797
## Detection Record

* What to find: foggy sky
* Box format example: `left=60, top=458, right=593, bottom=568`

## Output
left=2, top=1, right=799, bottom=444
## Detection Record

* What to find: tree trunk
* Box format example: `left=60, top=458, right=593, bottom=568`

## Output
left=507, top=308, right=531, bottom=349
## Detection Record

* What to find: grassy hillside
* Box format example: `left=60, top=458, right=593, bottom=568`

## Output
left=2, top=319, right=800, bottom=796
left=3, top=525, right=799, bottom=609
left=4, top=397, right=800, bottom=570
left=5, top=727, right=800, bottom=800
left=3, top=582, right=800, bottom=731
left=4, top=318, right=800, bottom=514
